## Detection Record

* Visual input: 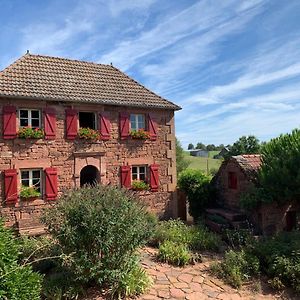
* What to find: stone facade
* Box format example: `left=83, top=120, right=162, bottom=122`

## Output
left=0, top=98, right=178, bottom=234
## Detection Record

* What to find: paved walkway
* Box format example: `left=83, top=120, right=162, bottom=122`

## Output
left=138, top=248, right=285, bottom=300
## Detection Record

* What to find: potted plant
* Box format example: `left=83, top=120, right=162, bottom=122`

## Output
left=78, top=127, right=100, bottom=140
left=17, top=127, right=44, bottom=139
left=20, top=186, right=41, bottom=200
left=131, top=180, right=150, bottom=191
left=129, top=129, right=150, bottom=140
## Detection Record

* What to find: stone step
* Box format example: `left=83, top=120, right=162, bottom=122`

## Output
left=206, top=208, right=246, bottom=221
left=17, top=218, right=46, bottom=236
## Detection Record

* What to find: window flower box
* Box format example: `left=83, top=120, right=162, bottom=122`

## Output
left=17, top=127, right=44, bottom=139
left=131, top=180, right=149, bottom=191
left=78, top=127, right=100, bottom=140
left=129, top=129, right=150, bottom=140
left=20, top=186, right=41, bottom=200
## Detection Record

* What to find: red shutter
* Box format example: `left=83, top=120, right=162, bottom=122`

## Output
left=65, top=109, right=78, bottom=140
left=44, top=108, right=56, bottom=140
left=148, top=113, right=157, bottom=141
left=3, top=106, right=16, bottom=139
left=150, top=164, right=159, bottom=192
left=4, top=169, right=18, bottom=203
left=99, top=112, right=111, bottom=140
left=120, top=165, right=131, bottom=188
left=228, top=172, right=237, bottom=189
left=119, top=112, right=129, bottom=140
left=45, top=167, right=58, bottom=200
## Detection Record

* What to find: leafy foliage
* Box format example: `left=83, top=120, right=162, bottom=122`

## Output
left=259, top=128, right=300, bottom=204
left=17, top=127, right=44, bottom=139
left=176, top=138, right=189, bottom=174
left=158, top=241, right=191, bottom=266
left=129, top=129, right=150, bottom=139
left=178, top=169, right=213, bottom=220
left=225, top=135, right=260, bottom=158
left=131, top=180, right=149, bottom=191
left=20, top=185, right=41, bottom=199
left=0, top=219, right=42, bottom=300
left=41, top=185, right=154, bottom=298
left=78, top=127, right=100, bottom=140
left=188, top=143, right=194, bottom=150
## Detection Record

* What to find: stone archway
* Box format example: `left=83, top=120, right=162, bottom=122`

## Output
left=80, top=165, right=100, bottom=187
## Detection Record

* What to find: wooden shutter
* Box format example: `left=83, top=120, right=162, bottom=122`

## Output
left=228, top=172, right=237, bottom=189
left=120, top=165, right=131, bottom=188
left=45, top=167, right=58, bottom=200
left=119, top=112, right=129, bottom=140
left=44, top=108, right=56, bottom=140
left=148, top=113, right=157, bottom=141
left=4, top=169, right=18, bottom=203
left=149, top=164, right=159, bottom=192
left=99, top=112, right=111, bottom=140
left=65, top=109, right=78, bottom=140
left=3, top=106, right=16, bottom=139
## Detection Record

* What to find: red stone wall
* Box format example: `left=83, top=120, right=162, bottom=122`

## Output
left=0, top=98, right=177, bottom=233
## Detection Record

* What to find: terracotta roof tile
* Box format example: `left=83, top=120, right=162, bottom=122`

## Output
left=233, top=154, right=262, bottom=179
left=0, top=54, right=181, bottom=110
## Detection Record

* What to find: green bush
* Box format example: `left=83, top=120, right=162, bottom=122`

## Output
left=158, top=241, right=191, bottom=266
left=0, top=219, right=42, bottom=300
left=212, top=249, right=260, bottom=288
left=178, top=169, right=212, bottom=220
left=41, top=185, right=154, bottom=298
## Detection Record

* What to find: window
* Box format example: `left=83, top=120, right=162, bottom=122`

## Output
left=79, top=112, right=96, bottom=129
left=228, top=172, right=237, bottom=189
left=19, top=109, right=41, bottom=128
left=21, top=169, right=42, bottom=193
left=132, top=165, right=147, bottom=182
left=130, top=114, right=145, bottom=131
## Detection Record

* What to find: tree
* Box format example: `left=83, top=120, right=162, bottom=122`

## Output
left=188, top=143, right=194, bottom=150
left=196, top=142, right=206, bottom=150
left=226, top=135, right=260, bottom=157
left=176, top=138, right=189, bottom=174
left=206, top=144, right=216, bottom=151
left=259, top=129, right=300, bottom=204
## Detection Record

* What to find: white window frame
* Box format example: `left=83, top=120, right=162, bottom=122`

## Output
left=130, top=114, right=145, bottom=131
left=19, top=109, right=41, bottom=128
left=132, top=165, right=147, bottom=182
left=20, top=169, right=43, bottom=194
left=78, top=111, right=97, bottom=130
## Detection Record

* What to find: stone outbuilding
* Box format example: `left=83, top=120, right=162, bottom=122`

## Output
left=213, top=154, right=300, bottom=235
left=0, top=53, right=181, bottom=235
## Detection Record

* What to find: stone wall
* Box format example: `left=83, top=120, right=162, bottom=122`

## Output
left=0, top=98, right=177, bottom=233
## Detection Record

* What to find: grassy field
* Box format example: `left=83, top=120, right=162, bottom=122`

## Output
left=183, top=151, right=222, bottom=175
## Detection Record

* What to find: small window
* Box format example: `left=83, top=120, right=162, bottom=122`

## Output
left=130, top=114, right=145, bottom=131
left=19, top=109, right=41, bottom=128
left=228, top=172, right=237, bottom=189
left=132, top=165, right=147, bottom=182
left=79, top=112, right=96, bottom=129
left=20, top=169, right=42, bottom=193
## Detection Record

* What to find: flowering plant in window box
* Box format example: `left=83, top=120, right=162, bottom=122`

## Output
left=131, top=180, right=149, bottom=191
left=78, top=127, right=100, bottom=140
left=20, top=186, right=41, bottom=200
left=129, top=129, right=150, bottom=140
left=17, top=127, right=44, bottom=139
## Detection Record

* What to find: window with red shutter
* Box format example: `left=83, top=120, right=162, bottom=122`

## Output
left=45, top=167, right=58, bottom=200
left=148, top=113, right=157, bottom=141
left=65, top=109, right=78, bottom=139
left=120, top=112, right=129, bottom=140
left=99, top=112, right=111, bottom=140
left=44, top=108, right=56, bottom=140
left=120, top=165, right=131, bottom=188
left=4, top=169, right=18, bottom=203
left=3, top=106, right=16, bottom=139
left=228, top=172, right=237, bottom=189
left=150, top=164, right=159, bottom=192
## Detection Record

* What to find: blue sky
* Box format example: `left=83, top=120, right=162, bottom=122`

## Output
left=1, top=0, right=300, bottom=148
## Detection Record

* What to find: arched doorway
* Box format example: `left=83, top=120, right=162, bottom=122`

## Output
left=80, top=165, right=100, bottom=187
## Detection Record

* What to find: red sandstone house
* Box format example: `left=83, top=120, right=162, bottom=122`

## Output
left=0, top=53, right=181, bottom=235
left=212, top=154, right=300, bottom=235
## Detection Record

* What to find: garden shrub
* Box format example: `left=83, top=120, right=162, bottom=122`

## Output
left=178, top=169, right=213, bottom=220
left=211, top=249, right=260, bottom=288
left=158, top=241, right=191, bottom=266
left=41, top=185, right=154, bottom=298
left=0, top=219, right=42, bottom=300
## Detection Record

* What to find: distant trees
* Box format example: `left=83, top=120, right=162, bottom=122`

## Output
left=176, top=138, right=189, bottom=174
left=196, top=142, right=206, bottom=150
left=188, top=143, right=194, bottom=150
left=226, top=135, right=260, bottom=157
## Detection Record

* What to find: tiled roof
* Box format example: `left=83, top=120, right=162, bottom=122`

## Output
left=0, top=53, right=181, bottom=110
left=233, top=154, right=262, bottom=179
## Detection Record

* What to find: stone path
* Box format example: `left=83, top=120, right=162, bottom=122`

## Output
left=138, top=248, right=284, bottom=300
